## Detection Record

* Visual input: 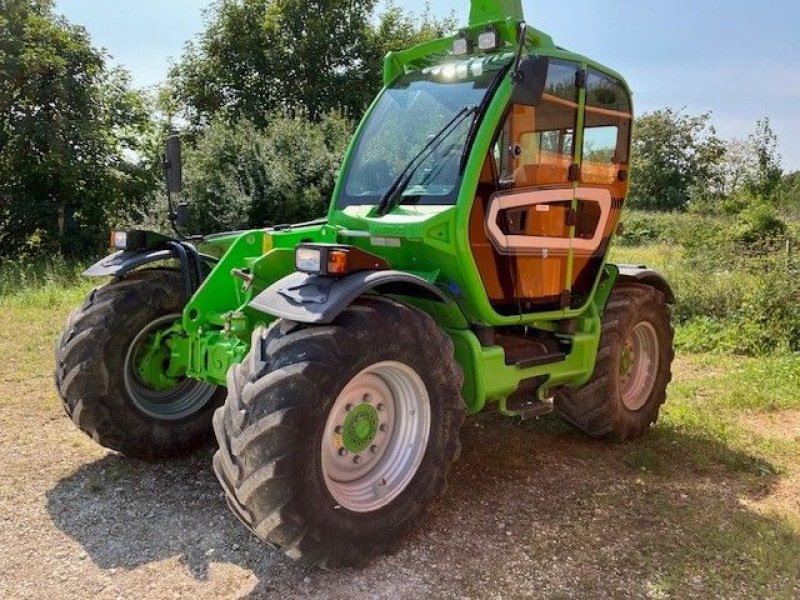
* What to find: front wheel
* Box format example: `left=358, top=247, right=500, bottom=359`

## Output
left=213, top=298, right=465, bottom=567
left=55, top=270, right=225, bottom=458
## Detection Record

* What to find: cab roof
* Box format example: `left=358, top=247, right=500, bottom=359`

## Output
left=383, top=0, right=629, bottom=94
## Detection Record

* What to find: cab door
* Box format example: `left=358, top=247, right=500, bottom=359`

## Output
left=570, top=69, right=633, bottom=300
left=471, top=59, right=581, bottom=314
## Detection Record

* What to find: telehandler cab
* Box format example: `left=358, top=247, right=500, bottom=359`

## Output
left=56, top=0, right=674, bottom=566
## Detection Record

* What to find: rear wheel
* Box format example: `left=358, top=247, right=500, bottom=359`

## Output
left=213, top=297, right=465, bottom=567
left=55, top=270, right=225, bottom=458
left=554, top=283, right=674, bottom=441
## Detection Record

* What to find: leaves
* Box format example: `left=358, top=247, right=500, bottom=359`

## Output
left=168, top=0, right=455, bottom=128
left=183, top=113, right=350, bottom=233
left=0, top=0, right=158, bottom=257
left=628, top=108, right=725, bottom=211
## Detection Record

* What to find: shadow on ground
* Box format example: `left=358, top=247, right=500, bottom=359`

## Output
left=46, top=414, right=800, bottom=598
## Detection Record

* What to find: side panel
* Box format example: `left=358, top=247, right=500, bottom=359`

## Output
left=449, top=263, right=618, bottom=413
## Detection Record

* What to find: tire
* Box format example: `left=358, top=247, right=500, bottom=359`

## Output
left=554, top=282, right=674, bottom=441
left=213, top=297, right=465, bottom=567
left=55, top=270, right=225, bottom=458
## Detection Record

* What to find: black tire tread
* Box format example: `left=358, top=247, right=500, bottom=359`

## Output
left=554, top=283, right=674, bottom=441
left=213, top=297, right=465, bottom=567
left=54, top=269, right=224, bottom=458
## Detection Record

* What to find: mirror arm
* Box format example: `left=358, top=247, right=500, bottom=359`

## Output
left=161, top=154, right=185, bottom=240
left=511, top=21, right=528, bottom=82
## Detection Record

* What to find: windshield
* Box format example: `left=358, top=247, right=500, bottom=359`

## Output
left=338, top=54, right=513, bottom=208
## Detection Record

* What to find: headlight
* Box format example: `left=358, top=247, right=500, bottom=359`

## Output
left=453, top=37, right=469, bottom=56
left=478, top=29, right=500, bottom=51
left=112, top=231, right=128, bottom=250
left=296, top=247, right=323, bottom=273
left=295, top=244, right=390, bottom=276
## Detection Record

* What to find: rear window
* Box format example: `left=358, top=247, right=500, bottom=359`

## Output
left=585, top=69, right=631, bottom=113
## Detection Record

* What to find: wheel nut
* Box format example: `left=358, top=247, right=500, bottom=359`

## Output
left=379, top=423, right=388, bottom=432
left=338, top=448, right=348, bottom=457
left=376, top=403, right=385, bottom=412
left=334, top=425, right=343, bottom=434
left=345, top=403, right=353, bottom=412
left=353, top=455, right=362, bottom=464
left=370, top=445, right=378, bottom=454
left=362, top=393, right=371, bottom=403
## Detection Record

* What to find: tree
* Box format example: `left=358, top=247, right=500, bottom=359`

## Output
left=628, top=108, right=725, bottom=211
left=0, top=0, right=157, bottom=257
left=169, top=0, right=456, bottom=128
left=362, top=2, right=457, bottom=93
left=184, top=113, right=350, bottom=233
left=745, top=117, right=783, bottom=200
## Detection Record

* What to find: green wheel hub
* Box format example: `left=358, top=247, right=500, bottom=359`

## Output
left=136, top=332, right=179, bottom=391
left=124, top=314, right=217, bottom=421
left=341, top=403, right=379, bottom=453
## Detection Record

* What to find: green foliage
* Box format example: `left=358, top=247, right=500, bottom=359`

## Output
left=745, top=118, right=783, bottom=200
left=617, top=210, right=693, bottom=246
left=0, top=0, right=159, bottom=257
left=184, top=113, right=351, bottom=233
left=0, top=254, right=85, bottom=297
left=628, top=108, right=725, bottom=211
left=616, top=209, right=800, bottom=356
left=733, top=203, right=787, bottom=246
left=169, top=0, right=455, bottom=127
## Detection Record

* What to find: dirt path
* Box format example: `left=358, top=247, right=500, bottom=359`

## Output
left=0, top=395, right=797, bottom=599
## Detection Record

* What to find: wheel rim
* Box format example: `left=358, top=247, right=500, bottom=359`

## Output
left=321, top=361, right=431, bottom=513
left=619, top=321, right=660, bottom=411
left=124, top=314, right=217, bottom=421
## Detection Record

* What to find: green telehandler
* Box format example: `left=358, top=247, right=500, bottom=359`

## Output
left=55, top=0, right=674, bottom=566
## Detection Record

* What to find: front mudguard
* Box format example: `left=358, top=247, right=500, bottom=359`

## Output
left=249, top=270, right=453, bottom=324
left=83, top=243, right=217, bottom=297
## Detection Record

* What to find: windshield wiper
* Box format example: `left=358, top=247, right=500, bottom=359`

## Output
left=375, top=105, right=478, bottom=217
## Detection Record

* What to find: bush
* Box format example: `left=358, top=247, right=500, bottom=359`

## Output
left=617, top=210, right=726, bottom=248
left=0, top=255, right=85, bottom=297
left=666, top=227, right=800, bottom=355
left=183, top=113, right=351, bottom=234
left=733, top=204, right=787, bottom=246
left=616, top=209, right=800, bottom=356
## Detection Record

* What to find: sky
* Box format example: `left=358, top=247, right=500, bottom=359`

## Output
left=55, top=0, right=800, bottom=171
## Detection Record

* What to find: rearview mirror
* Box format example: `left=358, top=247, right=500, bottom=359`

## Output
left=174, top=202, right=190, bottom=228
left=511, top=56, right=549, bottom=106
left=164, top=134, right=182, bottom=195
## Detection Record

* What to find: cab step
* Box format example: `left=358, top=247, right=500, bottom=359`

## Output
left=508, top=398, right=553, bottom=420
left=502, top=376, right=554, bottom=420
left=491, top=327, right=569, bottom=369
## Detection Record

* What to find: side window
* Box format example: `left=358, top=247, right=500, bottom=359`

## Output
left=496, top=60, right=580, bottom=189
left=581, top=70, right=632, bottom=186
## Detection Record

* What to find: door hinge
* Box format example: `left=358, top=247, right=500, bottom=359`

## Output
left=559, top=290, right=571, bottom=309
left=565, top=208, right=576, bottom=227
left=568, top=163, right=581, bottom=182
left=575, top=69, right=587, bottom=89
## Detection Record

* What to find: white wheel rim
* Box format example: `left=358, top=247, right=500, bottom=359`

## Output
left=620, top=321, right=660, bottom=411
left=321, top=361, right=431, bottom=513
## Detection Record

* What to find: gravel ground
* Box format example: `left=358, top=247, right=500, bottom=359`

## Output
left=2, top=386, right=798, bottom=600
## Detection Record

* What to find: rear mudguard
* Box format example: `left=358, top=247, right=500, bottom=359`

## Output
left=250, top=270, right=453, bottom=324
left=617, top=265, right=675, bottom=303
